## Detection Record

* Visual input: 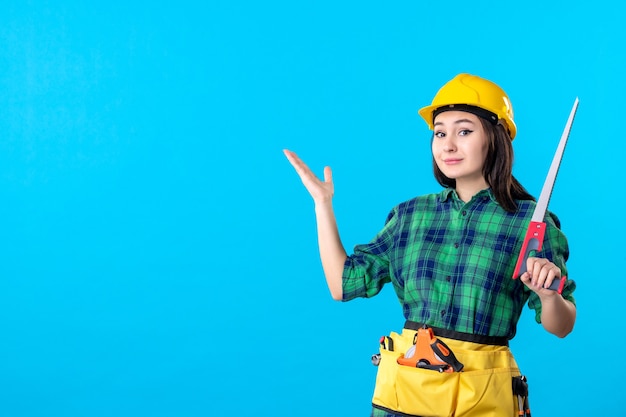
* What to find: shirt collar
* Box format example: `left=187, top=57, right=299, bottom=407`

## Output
left=439, top=187, right=456, bottom=202
left=438, top=187, right=496, bottom=204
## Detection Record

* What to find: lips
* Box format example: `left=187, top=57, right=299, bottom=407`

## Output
left=443, top=158, right=462, bottom=164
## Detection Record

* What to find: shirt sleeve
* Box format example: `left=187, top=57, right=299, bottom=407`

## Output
left=527, top=210, right=577, bottom=323
left=342, top=206, right=399, bottom=301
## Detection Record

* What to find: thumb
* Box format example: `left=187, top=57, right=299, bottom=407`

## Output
left=519, top=272, right=530, bottom=283
left=323, top=166, right=333, bottom=184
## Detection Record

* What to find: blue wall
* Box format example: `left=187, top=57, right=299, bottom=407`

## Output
left=0, top=2, right=622, bottom=416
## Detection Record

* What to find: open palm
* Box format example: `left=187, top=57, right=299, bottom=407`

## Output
left=283, top=149, right=334, bottom=204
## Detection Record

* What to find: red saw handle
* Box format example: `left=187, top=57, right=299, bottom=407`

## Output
left=512, top=221, right=566, bottom=294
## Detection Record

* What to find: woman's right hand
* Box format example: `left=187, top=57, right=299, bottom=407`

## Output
left=283, top=149, right=334, bottom=204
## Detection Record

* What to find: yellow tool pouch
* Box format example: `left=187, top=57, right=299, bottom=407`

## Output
left=372, top=328, right=521, bottom=417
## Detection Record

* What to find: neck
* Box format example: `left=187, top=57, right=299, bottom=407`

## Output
left=455, top=178, right=489, bottom=202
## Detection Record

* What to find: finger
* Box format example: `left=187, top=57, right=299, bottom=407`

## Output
left=519, top=271, right=531, bottom=286
left=532, top=259, right=562, bottom=291
left=535, top=264, right=549, bottom=289
left=527, top=258, right=546, bottom=285
left=284, top=150, right=316, bottom=180
left=520, top=272, right=543, bottom=294
left=528, top=258, right=541, bottom=286
left=526, top=256, right=538, bottom=278
left=542, top=268, right=555, bottom=289
left=283, top=148, right=296, bottom=161
left=528, top=257, right=539, bottom=282
left=323, top=166, right=333, bottom=184
left=283, top=149, right=304, bottom=170
left=542, top=264, right=561, bottom=289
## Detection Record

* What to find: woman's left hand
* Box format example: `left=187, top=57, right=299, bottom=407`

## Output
left=519, top=257, right=562, bottom=296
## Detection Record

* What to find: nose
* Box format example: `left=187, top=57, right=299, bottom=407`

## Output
left=442, top=137, right=456, bottom=152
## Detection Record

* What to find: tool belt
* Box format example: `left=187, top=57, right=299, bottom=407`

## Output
left=371, top=323, right=527, bottom=417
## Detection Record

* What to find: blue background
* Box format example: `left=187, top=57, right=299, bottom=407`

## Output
left=0, top=1, right=622, bottom=416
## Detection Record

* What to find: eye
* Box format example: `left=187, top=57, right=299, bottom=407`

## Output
left=434, top=131, right=446, bottom=138
left=459, top=129, right=473, bottom=136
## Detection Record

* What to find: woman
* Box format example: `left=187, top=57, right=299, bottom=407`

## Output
left=283, top=73, right=576, bottom=417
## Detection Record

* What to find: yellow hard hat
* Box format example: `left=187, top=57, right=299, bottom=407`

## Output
left=418, top=73, right=517, bottom=140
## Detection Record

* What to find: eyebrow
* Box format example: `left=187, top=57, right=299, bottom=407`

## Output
left=434, top=118, right=476, bottom=127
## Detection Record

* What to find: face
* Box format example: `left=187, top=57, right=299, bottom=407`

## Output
left=432, top=111, right=489, bottom=188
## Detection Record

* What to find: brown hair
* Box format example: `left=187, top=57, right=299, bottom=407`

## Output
left=432, top=117, right=535, bottom=212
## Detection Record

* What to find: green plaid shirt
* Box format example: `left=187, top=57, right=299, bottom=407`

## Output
left=342, top=188, right=576, bottom=339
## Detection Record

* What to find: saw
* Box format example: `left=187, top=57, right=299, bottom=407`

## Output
left=512, top=98, right=579, bottom=294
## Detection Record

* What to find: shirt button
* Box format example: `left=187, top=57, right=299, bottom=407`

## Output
left=462, top=210, right=467, bottom=216
left=440, top=310, right=446, bottom=317
left=454, top=243, right=459, bottom=248
left=446, top=276, right=451, bottom=282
